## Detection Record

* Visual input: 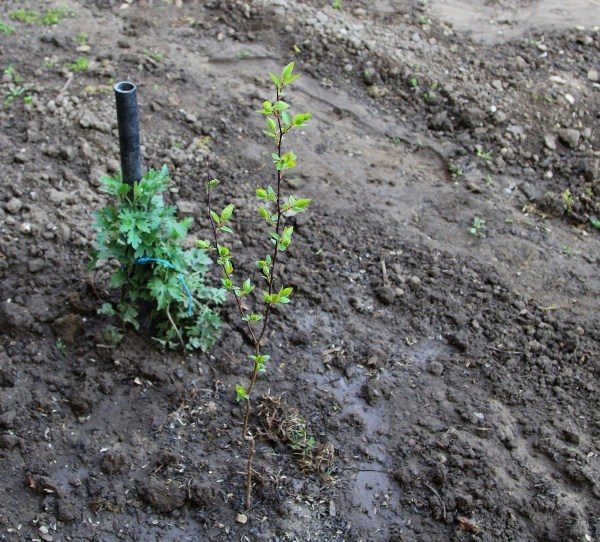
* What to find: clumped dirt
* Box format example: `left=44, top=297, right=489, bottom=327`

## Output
left=0, top=1, right=599, bottom=541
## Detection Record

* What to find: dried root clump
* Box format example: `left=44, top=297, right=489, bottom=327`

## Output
left=258, top=395, right=334, bottom=472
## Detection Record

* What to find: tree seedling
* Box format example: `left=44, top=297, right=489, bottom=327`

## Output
left=201, top=62, right=312, bottom=509
left=90, top=166, right=225, bottom=351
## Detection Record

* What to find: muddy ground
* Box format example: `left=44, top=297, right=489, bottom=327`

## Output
left=0, top=0, right=599, bottom=541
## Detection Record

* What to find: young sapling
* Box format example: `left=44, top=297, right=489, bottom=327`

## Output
left=200, top=62, right=312, bottom=509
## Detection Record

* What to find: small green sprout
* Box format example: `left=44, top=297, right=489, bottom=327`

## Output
left=476, top=148, right=493, bottom=161
left=101, top=325, right=124, bottom=346
left=590, top=218, right=600, bottom=230
left=56, top=339, right=67, bottom=356
left=4, top=86, right=26, bottom=107
left=39, top=8, right=74, bottom=25
left=9, top=9, right=39, bottom=23
left=561, top=189, right=574, bottom=214
left=75, top=32, right=88, bottom=45
left=331, top=0, right=343, bottom=9
left=448, top=162, right=463, bottom=178
left=68, top=57, right=89, bottom=72
left=4, top=65, right=22, bottom=84
left=0, top=21, right=16, bottom=35
left=470, top=217, right=486, bottom=237
left=9, top=7, right=73, bottom=25
left=143, top=49, right=164, bottom=62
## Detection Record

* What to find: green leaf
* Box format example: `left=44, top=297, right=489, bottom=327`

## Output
left=210, top=210, right=221, bottom=226
left=236, top=384, right=249, bottom=402
left=196, top=239, right=211, bottom=249
left=98, top=303, right=116, bottom=316
left=280, top=286, right=293, bottom=297
left=273, top=101, right=290, bottom=111
left=242, top=313, right=263, bottom=322
left=221, top=203, right=235, bottom=221
left=292, top=112, right=312, bottom=127
left=166, top=216, right=192, bottom=240
left=240, top=278, right=254, bottom=295
left=221, top=277, right=233, bottom=290
left=217, top=244, right=230, bottom=258
left=266, top=117, right=277, bottom=132
left=273, top=151, right=297, bottom=171
left=282, top=62, right=294, bottom=80
left=294, top=198, right=311, bottom=210
left=108, top=269, right=126, bottom=288
left=258, top=206, right=274, bottom=225
left=269, top=73, right=281, bottom=87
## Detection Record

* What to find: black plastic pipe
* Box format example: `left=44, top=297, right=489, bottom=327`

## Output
left=114, top=81, right=142, bottom=184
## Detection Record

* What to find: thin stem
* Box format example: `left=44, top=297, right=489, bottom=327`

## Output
left=257, top=86, right=285, bottom=345
left=166, top=304, right=185, bottom=350
left=244, top=437, right=256, bottom=509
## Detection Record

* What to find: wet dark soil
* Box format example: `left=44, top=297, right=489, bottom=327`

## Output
left=0, top=1, right=598, bottom=541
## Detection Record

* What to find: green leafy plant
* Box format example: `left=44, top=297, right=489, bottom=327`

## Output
left=590, top=218, right=600, bottom=230
left=4, top=65, right=22, bottom=84
left=475, top=147, right=493, bottom=161
left=75, top=32, right=88, bottom=46
left=448, top=162, right=463, bottom=178
left=89, top=166, right=225, bottom=351
left=3, top=65, right=27, bottom=107
left=56, top=339, right=67, bottom=357
left=470, top=216, right=486, bottom=237
left=143, top=48, right=164, bottom=62
left=39, top=7, right=74, bottom=25
left=9, top=7, right=73, bottom=25
left=68, top=57, right=89, bottom=72
left=0, top=21, right=15, bottom=35
left=201, top=62, right=312, bottom=509
left=331, top=0, right=342, bottom=9
left=8, top=9, right=39, bottom=24
left=561, top=189, right=574, bottom=214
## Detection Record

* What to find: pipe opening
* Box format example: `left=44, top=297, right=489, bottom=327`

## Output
left=114, top=81, right=136, bottom=93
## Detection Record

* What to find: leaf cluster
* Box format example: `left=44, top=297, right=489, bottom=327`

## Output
left=90, top=165, right=225, bottom=351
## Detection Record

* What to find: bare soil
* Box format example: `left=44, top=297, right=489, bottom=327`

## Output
left=0, top=1, right=599, bottom=541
